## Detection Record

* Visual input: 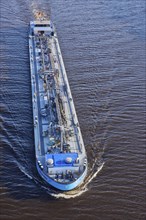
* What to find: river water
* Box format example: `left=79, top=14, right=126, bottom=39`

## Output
left=0, top=0, right=146, bottom=220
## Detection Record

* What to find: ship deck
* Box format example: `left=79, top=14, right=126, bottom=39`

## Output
left=29, top=21, right=87, bottom=188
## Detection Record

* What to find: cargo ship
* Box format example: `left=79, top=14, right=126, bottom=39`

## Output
left=29, top=20, right=88, bottom=191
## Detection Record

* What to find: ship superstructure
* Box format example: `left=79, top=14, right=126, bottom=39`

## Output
left=29, top=20, right=87, bottom=191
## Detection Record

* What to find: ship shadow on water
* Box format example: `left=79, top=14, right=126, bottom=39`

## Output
left=1, top=17, right=105, bottom=200
left=0, top=24, right=55, bottom=201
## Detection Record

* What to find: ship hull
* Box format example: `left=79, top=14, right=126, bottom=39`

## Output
left=29, top=20, right=88, bottom=191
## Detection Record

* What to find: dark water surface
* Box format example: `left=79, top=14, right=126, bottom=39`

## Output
left=0, top=0, right=146, bottom=219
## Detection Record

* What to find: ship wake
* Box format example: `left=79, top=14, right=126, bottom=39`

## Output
left=46, top=160, right=104, bottom=199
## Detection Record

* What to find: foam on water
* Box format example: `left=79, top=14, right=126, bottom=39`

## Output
left=16, top=161, right=33, bottom=180
left=48, top=162, right=104, bottom=199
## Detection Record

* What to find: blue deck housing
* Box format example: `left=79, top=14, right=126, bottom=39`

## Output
left=46, top=153, right=78, bottom=167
